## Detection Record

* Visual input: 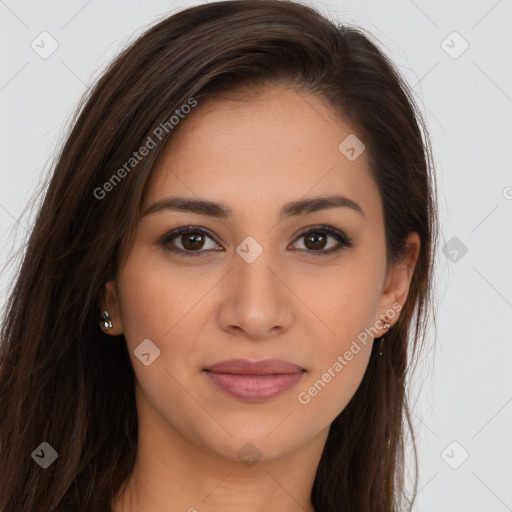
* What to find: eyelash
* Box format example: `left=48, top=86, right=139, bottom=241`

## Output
left=159, top=225, right=354, bottom=258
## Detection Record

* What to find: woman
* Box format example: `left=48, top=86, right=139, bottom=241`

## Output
left=0, top=1, right=438, bottom=511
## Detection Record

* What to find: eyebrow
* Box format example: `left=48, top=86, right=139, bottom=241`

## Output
left=143, top=194, right=365, bottom=219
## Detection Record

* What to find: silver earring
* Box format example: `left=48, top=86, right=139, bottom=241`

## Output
left=379, top=316, right=390, bottom=356
left=101, top=309, right=113, bottom=332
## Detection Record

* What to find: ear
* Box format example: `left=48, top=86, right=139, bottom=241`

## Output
left=98, top=279, right=124, bottom=335
left=375, top=232, right=421, bottom=335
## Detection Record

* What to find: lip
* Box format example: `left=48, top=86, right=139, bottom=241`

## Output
left=204, top=358, right=305, bottom=375
left=202, top=359, right=306, bottom=403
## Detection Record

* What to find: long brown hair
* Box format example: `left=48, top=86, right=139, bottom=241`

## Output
left=0, top=1, right=438, bottom=510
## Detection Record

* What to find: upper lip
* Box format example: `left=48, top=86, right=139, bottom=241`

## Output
left=203, top=359, right=305, bottom=375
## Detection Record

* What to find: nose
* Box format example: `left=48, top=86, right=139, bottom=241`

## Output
left=217, top=246, right=294, bottom=341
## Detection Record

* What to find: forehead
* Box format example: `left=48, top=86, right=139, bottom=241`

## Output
left=145, top=87, right=380, bottom=220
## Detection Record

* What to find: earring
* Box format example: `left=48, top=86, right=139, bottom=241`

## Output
left=379, top=316, right=390, bottom=356
left=100, top=309, right=113, bottom=332
left=379, top=336, right=385, bottom=356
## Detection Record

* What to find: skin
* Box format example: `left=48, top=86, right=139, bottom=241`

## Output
left=106, top=86, right=420, bottom=512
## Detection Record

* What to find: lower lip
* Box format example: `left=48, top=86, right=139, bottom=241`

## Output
left=203, top=371, right=306, bottom=402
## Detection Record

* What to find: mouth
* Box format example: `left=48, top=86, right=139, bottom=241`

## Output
left=202, top=359, right=306, bottom=403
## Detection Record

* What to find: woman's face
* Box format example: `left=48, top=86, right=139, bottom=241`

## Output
left=105, top=86, right=417, bottom=464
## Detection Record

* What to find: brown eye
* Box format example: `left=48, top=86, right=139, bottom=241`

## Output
left=181, top=232, right=206, bottom=251
left=161, top=227, right=220, bottom=257
left=291, top=226, right=354, bottom=255
left=303, top=231, right=328, bottom=251
left=160, top=225, right=354, bottom=258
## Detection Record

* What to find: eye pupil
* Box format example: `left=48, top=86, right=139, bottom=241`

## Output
left=182, top=232, right=204, bottom=250
left=305, top=231, right=327, bottom=250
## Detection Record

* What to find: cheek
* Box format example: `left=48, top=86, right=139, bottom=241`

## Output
left=299, top=259, right=383, bottom=339
left=116, top=252, right=208, bottom=425
left=296, top=330, right=373, bottom=423
left=116, top=251, right=211, bottom=401
left=117, top=249, right=215, bottom=346
left=292, top=265, right=381, bottom=418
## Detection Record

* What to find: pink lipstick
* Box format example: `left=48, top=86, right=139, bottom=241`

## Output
left=202, top=359, right=306, bottom=403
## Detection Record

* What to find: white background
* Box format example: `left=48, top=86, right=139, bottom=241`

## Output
left=1, top=1, right=511, bottom=511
